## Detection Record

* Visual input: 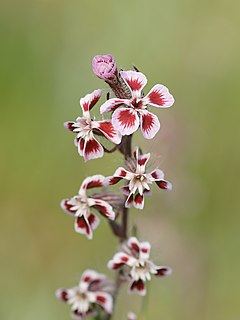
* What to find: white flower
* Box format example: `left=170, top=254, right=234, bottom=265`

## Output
left=108, top=237, right=172, bottom=296
left=56, top=270, right=114, bottom=319
left=106, top=147, right=172, bottom=209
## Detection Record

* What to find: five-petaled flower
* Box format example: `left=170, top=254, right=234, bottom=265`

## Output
left=108, top=237, right=172, bottom=296
left=61, top=175, right=115, bottom=239
left=100, top=70, right=174, bottom=139
left=106, top=147, right=172, bottom=209
left=65, top=89, right=121, bottom=162
left=56, top=269, right=114, bottom=319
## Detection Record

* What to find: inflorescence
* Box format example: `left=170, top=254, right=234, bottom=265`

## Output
left=56, top=54, right=174, bottom=319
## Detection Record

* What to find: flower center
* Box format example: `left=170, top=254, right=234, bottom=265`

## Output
left=131, top=98, right=143, bottom=109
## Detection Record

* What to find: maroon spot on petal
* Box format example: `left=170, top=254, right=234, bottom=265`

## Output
left=87, top=180, right=103, bottom=189
left=141, top=247, right=148, bottom=253
left=126, top=194, right=134, bottom=206
left=93, top=204, right=110, bottom=218
left=109, top=176, right=122, bottom=185
left=138, top=157, right=148, bottom=166
left=141, top=113, right=154, bottom=134
left=84, top=139, right=101, bottom=156
left=62, top=200, right=73, bottom=212
left=130, top=242, right=140, bottom=253
left=130, top=279, right=145, bottom=291
left=112, top=262, right=124, bottom=270
left=118, top=109, right=137, bottom=129
left=76, top=217, right=90, bottom=235
left=79, top=138, right=85, bottom=152
left=97, top=121, right=115, bottom=138
left=59, top=290, right=68, bottom=302
left=89, top=94, right=101, bottom=111
left=64, top=121, right=76, bottom=131
left=148, top=90, right=166, bottom=106
left=83, top=276, right=91, bottom=282
left=156, top=180, right=169, bottom=190
left=88, top=213, right=96, bottom=226
left=82, top=102, right=89, bottom=112
left=121, top=256, right=129, bottom=262
left=96, top=295, right=106, bottom=304
left=73, top=310, right=84, bottom=317
left=156, top=267, right=170, bottom=276
left=119, top=170, right=127, bottom=177
left=127, top=78, right=143, bottom=91
left=151, top=171, right=158, bottom=179
left=135, top=193, right=143, bottom=204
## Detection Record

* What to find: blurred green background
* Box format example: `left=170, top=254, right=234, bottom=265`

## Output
left=1, top=0, right=239, bottom=319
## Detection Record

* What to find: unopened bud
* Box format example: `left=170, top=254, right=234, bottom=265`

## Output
left=92, top=54, right=117, bottom=81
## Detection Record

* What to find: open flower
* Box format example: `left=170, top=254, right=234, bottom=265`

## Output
left=65, top=89, right=121, bottom=162
left=56, top=269, right=114, bottom=319
left=61, top=175, right=115, bottom=239
left=100, top=70, right=174, bottom=139
left=92, top=54, right=117, bottom=81
left=108, top=237, right=172, bottom=296
left=106, top=147, right=172, bottom=209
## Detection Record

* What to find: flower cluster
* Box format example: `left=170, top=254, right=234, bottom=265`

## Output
left=57, top=54, right=174, bottom=319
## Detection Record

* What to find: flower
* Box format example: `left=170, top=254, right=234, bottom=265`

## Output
left=56, top=269, right=114, bottom=319
left=127, top=312, right=137, bottom=320
left=61, top=175, right=115, bottom=239
left=108, top=237, right=172, bottom=296
left=106, top=147, right=172, bottom=209
left=100, top=70, right=174, bottom=139
left=92, top=54, right=117, bottom=81
left=64, top=89, right=121, bottom=162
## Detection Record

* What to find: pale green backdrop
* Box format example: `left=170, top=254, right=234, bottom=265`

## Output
left=0, top=0, right=239, bottom=319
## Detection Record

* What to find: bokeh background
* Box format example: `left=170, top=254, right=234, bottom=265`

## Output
left=1, top=0, right=240, bottom=319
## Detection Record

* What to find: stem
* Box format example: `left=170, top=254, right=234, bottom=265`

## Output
left=104, top=70, right=133, bottom=320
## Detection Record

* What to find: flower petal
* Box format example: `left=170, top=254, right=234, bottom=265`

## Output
left=79, top=175, right=105, bottom=195
left=139, top=241, right=151, bottom=260
left=140, top=110, right=160, bottom=139
left=127, top=237, right=140, bottom=257
left=108, top=252, right=135, bottom=270
left=120, top=70, right=147, bottom=98
left=100, top=98, right=130, bottom=114
left=56, top=289, right=69, bottom=302
left=61, top=199, right=77, bottom=216
left=133, top=193, right=144, bottom=209
left=83, top=136, right=104, bottom=162
left=155, top=266, right=172, bottom=277
left=80, top=89, right=102, bottom=114
left=112, top=108, right=139, bottom=136
left=64, top=121, right=76, bottom=132
left=144, top=84, right=174, bottom=108
left=75, top=216, right=93, bottom=239
left=113, top=167, right=134, bottom=180
left=88, top=213, right=100, bottom=231
left=155, top=180, right=172, bottom=191
left=148, top=169, right=164, bottom=181
left=77, top=138, right=85, bottom=156
left=93, top=120, right=121, bottom=144
left=129, top=279, right=146, bottom=296
left=120, top=186, right=130, bottom=196
left=88, top=198, right=115, bottom=220
left=125, top=193, right=134, bottom=208
left=81, top=269, right=105, bottom=284
left=94, top=292, right=113, bottom=314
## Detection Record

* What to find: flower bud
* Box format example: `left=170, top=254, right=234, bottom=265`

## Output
left=92, top=54, right=117, bottom=81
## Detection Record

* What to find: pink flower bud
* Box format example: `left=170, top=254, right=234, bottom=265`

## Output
left=92, top=54, right=117, bottom=81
